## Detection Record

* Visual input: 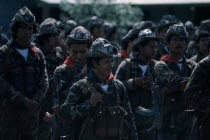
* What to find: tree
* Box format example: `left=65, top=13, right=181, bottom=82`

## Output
left=59, top=0, right=144, bottom=38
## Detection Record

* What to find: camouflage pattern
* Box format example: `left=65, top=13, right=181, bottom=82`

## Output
left=60, top=71, right=138, bottom=140
left=190, top=52, right=206, bottom=63
left=0, top=40, right=49, bottom=140
left=154, top=57, right=196, bottom=140
left=185, top=56, right=210, bottom=139
left=115, top=53, right=157, bottom=140
left=52, top=60, right=86, bottom=140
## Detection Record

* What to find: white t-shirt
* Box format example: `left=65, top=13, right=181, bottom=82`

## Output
left=177, top=58, right=183, bottom=70
left=101, top=84, right=109, bottom=92
left=138, top=64, right=148, bottom=76
left=16, top=48, right=28, bottom=61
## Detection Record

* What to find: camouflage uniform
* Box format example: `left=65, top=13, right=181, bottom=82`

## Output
left=0, top=7, right=49, bottom=140
left=154, top=24, right=197, bottom=140
left=185, top=55, right=210, bottom=140
left=35, top=18, right=64, bottom=140
left=115, top=29, right=161, bottom=140
left=52, top=26, right=92, bottom=140
left=190, top=52, right=206, bottom=63
left=0, top=25, right=9, bottom=47
left=61, top=38, right=138, bottom=140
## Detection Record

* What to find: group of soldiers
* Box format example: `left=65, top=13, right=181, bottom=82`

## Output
left=0, top=6, right=210, bottom=140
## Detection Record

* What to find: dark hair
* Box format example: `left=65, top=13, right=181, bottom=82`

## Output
left=34, top=33, right=52, bottom=46
left=195, top=30, right=210, bottom=43
left=10, top=21, right=37, bottom=39
left=87, top=57, right=104, bottom=69
left=132, top=39, right=152, bottom=52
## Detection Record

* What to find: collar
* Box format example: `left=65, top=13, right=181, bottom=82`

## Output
left=10, top=39, right=29, bottom=49
left=160, top=55, right=186, bottom=64
left=64, top=56, right=75, bottom=67
left=87, top=71, right=114, bottom=85
left=131, top=53, right=154, bottom=65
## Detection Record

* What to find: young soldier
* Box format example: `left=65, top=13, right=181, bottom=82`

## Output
left=190, top=30, right=210, bottom=63
left=185, top=55, right=210, bottom=140
left=52, top=26, right=92, bottom=140
left=88, top=16, right=104, bottom=40
left=60, top=38, right=138, bottom=140
left=154, top=24, right=197, bottom=140
left=115, top=29, right=160, bottom=140
left=0, top=6, right=49, bottom=140
left=35, top=17, right=63, bottom=140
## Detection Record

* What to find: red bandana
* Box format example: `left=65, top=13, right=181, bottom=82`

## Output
left=102, top=73, right=114, bottom=85
left=119, top=50, right=129, bottom=58
left=64, top=56, right=75, bottom=67
left=160, top=55, right=179, bottom=63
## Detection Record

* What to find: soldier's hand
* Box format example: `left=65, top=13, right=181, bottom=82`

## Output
left=134, top=77, right=150, bottom=88
left=43, top=112, right=53, bottom=123
left=90, top=92, right=102, bottom=108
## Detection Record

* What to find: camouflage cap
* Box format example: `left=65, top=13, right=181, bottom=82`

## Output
left=88, top=16, right=103, bottom=30
left=133, top=21, right=156, bottom=32
left=132, top=29, right=161, bottom=50
left=184, top=21, right=196, bottom=30
left=157, top=19, right=173, bottom=32
left=66, top=26, right=93, bottom=45
left=162, top=15, right=178, bottom=24
left=199, top=19, right=210, bottom=33
left=165, top=23, right=188, bottom=42
left=86, top=38, right=118, bottom=58
left=64, top=20, right=78, bottom=36
left=11, top=6, right=35, bottom=24
left=103, top=22, right=117, bottom=39
left=37, top=18, right=60, bottom=36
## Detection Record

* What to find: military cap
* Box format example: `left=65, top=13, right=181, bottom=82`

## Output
left=199, top=19, right=210, bottom=33
left=133, top=21, right=156, bottom=32
left=66, top=26, right=93, bottom=45
left=11, top=6, right=35, bottom=24
left=132, top=29, right=161, bottom=50
left=103, top=22, right=117, bottom=39
left=184, top=21, right=196, bottom=30
left=86, top=38, right=118, bottom=58
left=37, top=18, right=59, bottom=36
left=165, top=23, right=188, bottom=43
left=64, top=20, right=78, bottom=36
left=88, top=16, right=103, bottom=30
left=157, top=19, right=173, bottom=32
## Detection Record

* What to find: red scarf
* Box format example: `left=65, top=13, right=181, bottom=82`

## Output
left=29, top=44, right=39, bottom=57
left=160, top=55, right=179, bottom=63
left=102, top=73, right=114, bottom=85
left=64, top=56, right=75, bottom=67
left=119, top=50, right=129, bottom=58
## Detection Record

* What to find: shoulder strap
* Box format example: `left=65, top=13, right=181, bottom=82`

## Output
left=83, top=79, right=97, bottom=94
left=0, top=45, right=13, bottom=57
left=125, top=58, right=131, bottom=80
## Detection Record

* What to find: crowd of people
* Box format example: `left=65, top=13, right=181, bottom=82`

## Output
left=0, top=6, right=210, bottom=140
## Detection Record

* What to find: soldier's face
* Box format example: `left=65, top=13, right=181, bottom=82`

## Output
left=48, top=34, right=60, bottom=48
left=168, top=36, right=187, bottom=55
left=70, top=44, right=89, bottom=64
left=198, top=36, right=210, bottom=54
left=92, top=26, right=103, bottom=38
left=139, top=40, right=158, bottom=60
left=93, top=57, right=114, bottom=78
left=16, top=23, right=33, bottom=44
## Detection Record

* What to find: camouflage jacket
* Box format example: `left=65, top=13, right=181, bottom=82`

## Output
left=61, top=71, right=138, bottom=140
left=154, top=56, right=196, bottom=130
left=0, top=40, right=49, bottom=105
left=190, top=51, right=206, bottom=63
left=53, top=57, right=86, bottom=105
left=115, top=54, right=157, bottom=110
left=113, top=50, right=128, bottom=74
left=185, top=55, right=210, bottom=110
left=186, top=41, right=198, bottom=58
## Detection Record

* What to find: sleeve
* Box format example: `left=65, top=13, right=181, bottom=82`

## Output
left=61, top=81, right=92, bottom=121
left=0, top=51, right=29, bottom=104
left=185, top=60, right=209, bottom=107
left=154, top=61, right=188, bottom=89
left=118, top=81, right=138, bottom=140
left=33, top=48, right=49, bottom=104
left=115, top=60, right=135, bottom=91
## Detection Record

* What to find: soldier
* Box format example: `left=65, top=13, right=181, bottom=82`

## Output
left=184, top=21, right=196, bottom=41
left=185, top=55, right=210, bottom=140
left=133, top=20, right=156, bottom=32
left=35, top=17, right=64, bottom=140
left=155, top=19, right=172, bottom=60
left=113, top=28, right=140, bottom=74
left=154, top=24, right=197, bottom=140
left=115, top=29, right=160, bottom=140
left=60, top=38, right=138, bottom=140
left=52, top=26, right=92, bottom=140
left=190, top=30, right=210, bottom=63
left=88, top=16, right=104, bottom=40
left=0, top=6, right=49, bottom=140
